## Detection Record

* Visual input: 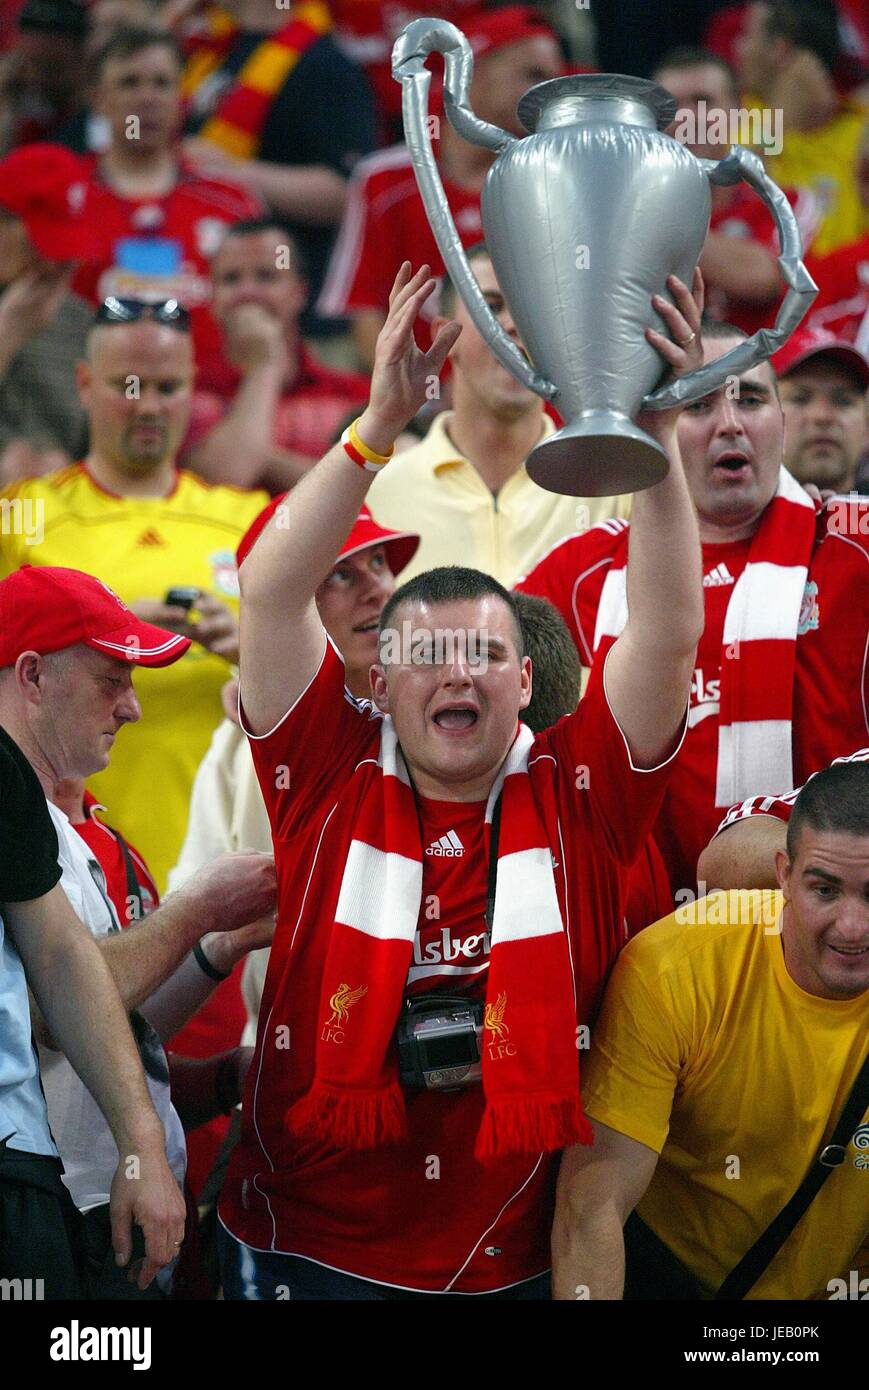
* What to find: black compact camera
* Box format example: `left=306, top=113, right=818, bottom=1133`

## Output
left=397, top=996, right=484, bottom=1091
left=165, top=586, right=200, bottom=611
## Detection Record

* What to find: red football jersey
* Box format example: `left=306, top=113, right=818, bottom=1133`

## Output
left=518, top=503, right=869, bottom=895
left=805, top=233, right=869, bottom=346
left=72, top=156, right=263, bottom=363
left=317, top=143, right=483, bottom=347
left=220, top=636, right=680, bottom=1292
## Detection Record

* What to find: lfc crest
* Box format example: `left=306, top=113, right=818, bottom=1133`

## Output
left=321, top=982, right=368, bottom=1043
left=484, top=992, right=516, bottom=1059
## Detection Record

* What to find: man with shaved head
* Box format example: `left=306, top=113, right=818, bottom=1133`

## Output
left=0, top=299, right=268, bottom=892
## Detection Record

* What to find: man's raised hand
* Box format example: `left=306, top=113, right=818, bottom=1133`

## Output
left=359, top=263, right=461, bottom=454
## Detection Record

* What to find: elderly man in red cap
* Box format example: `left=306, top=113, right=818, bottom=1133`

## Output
left=0, top=564, right=277, bottom=1297
left=0, top=142, right=96, bottom=482
left=318, top=5, right=564, bottom=368
left=771, top=325, right=869, bottom=494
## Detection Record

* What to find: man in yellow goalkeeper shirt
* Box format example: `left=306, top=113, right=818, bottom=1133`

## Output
left=0, top=298, right=268, bottom=890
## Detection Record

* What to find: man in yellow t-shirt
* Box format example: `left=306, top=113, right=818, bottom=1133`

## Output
left=736, top=1, right=868, bottom=256
left=0, top=300, right=268, bottom=890
left=552, top=759, right=869, bottom=1301
left=367, top=247, right=630, bottom=588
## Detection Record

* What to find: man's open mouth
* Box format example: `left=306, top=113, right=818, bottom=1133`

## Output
left=713, top=451, right=751, bottom=475
left=432, top=705, right=479, bottom=731
left=826, top=942, right=869, bottom=956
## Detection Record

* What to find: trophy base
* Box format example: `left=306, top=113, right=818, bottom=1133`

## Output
left=525, top=413, right=670, bottom=497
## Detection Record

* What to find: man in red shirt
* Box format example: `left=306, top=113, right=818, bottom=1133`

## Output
left=317, top=5, right=564, bottom=367
left=519, top=320, right=869, bottom=901
left=217, top=262, right=705, bottom=1298
left=185, top=219, right=369, bottom=492
left=71, top=25, right=262, bottom=363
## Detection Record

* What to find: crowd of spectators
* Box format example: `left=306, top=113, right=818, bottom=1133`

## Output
left=0, top=0, right=866, bottom=1307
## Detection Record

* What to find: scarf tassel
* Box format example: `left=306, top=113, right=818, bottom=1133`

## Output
left=474, top=1095, right=593, bottom=1163
left=286, top=1081, right=407, bottom=1149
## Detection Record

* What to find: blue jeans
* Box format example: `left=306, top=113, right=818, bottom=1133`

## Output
left=218, top=1225, right=551, bottom=1301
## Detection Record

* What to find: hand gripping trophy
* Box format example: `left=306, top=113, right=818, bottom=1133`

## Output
left=392, top=19, right=817, bottom=496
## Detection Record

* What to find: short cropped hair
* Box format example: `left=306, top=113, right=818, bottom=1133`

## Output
left=653, top=46, right=737, bottom=92
left=89, top=25, right=183, bottom=84
left=439, top=241, right=492, bottom=317
left=379, top=565, right=525, bottom=660
left=216, top=218, right=304, bottom=274
left=763, top=0, right=840, bottom=74
left=786, top=761, right=869, bottom=860
left=512, top=592, right=580, bottom=733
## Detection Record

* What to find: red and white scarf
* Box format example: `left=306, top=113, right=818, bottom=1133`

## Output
left=593, top=468, right=818, bottom=805
left=286, top=719, right=591, bottom=1161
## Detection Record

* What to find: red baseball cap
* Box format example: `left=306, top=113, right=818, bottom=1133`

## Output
left=0, top=144, right=98, bottom=263
left=0, top=567, right=192, bottom=668
left=236, top=498, right=419, bottom=576
left=771, top=325, right=869, bottom=389
left=465, top=4, right=560, bottom=60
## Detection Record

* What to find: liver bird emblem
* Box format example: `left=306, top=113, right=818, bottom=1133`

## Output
left=484, top=992, right=509, bottom=1042
left=326, top=982, right=368, bottom=1027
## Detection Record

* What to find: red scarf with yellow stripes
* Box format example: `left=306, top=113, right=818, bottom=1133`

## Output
left=182, top=2, right=332, bottom=159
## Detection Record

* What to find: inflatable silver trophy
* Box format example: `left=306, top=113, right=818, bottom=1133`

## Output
left=392, top=20, right=817, bottom=495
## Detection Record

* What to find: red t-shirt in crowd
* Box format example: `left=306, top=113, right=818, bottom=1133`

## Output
left=805, top=232, right=869, bottom=345
left=219, top=635, right=682, bottom=1292
left=186, top=344, right=370, bottom=462
left=707, top=184, right=821, bottom=336
left=72, top=155, right=263, bottom=363
left=317, top=143, right=483, bottom=349
left=518, top=503, right=869, bottom=896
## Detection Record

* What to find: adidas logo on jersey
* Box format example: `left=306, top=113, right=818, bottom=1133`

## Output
left=137, top=528, right=165, bottom=547
left=703, top=562, right=735, bottom=587
left=425, top=830, right=464, bottom=857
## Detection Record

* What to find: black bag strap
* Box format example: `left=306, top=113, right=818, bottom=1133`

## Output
left=715, top=1045, right=869, bottom=1300
left=113, top=827, right=145, bottom=925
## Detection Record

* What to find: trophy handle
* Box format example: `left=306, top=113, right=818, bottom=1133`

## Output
left=392, top=19, right=557, bottom=400
left=643, top=145, right=817, bottom=411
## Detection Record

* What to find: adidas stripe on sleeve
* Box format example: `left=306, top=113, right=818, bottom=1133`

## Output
left=714, top=748, right=869, bottom=837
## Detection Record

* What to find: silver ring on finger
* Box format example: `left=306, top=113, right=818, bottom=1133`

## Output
left=679, top=331, right=696, bottom=347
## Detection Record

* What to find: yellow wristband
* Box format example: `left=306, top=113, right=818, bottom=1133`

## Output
left=347, top=417, right=394, bottom=466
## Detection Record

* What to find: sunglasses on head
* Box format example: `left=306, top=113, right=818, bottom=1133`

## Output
left=94, top=297, right=191, bottom=330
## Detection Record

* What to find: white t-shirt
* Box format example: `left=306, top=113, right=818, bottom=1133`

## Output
left=38, top=803, right=187, bottom=1212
